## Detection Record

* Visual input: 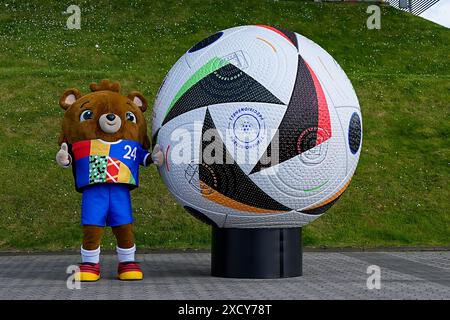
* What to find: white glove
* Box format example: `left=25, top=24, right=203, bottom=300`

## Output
left=151, top=144, right=164, bottom=167
left=56, top=143, right=72, bottom=167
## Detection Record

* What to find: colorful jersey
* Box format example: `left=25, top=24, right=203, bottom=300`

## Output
left=70, top=139, right=150, bottom=192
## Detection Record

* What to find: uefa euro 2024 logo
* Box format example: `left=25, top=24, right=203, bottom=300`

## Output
left=228, top=107, right=266, bottom=150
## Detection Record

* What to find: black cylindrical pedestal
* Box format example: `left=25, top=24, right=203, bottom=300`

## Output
left=211, top=227, right=302, bottom=278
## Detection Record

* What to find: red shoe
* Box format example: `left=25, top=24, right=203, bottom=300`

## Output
left=117, top=261, right=143, bottom=281
left=75, top=263, right=101, bottom=282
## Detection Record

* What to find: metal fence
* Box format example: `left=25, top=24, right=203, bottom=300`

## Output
left=313, top=0, right=441, bottom=17
left=386, top=0, right=441, bottom=16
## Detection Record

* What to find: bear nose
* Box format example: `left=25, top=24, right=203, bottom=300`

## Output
left=106, top=113, right=116, bottom=121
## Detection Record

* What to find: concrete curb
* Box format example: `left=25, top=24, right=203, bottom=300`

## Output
left=0, top=246, right=449, bottom=256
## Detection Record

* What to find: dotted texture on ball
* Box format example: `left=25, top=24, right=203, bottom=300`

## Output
left=349, top=112, right=361, bottom=154
left=163, top=62, right=284, bottom=125
left=199, top=109, right=291, bottom=212
left=250, top=54, right=331, bottom=174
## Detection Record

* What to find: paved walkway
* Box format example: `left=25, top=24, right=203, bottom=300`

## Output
left=0, top=251, right=449, bottom=299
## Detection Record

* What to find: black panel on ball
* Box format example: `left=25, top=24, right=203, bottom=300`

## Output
left=250, top=55, right=319, bottom=174
left=163, top=63, right=284, bottom=125
left=275, top=27, right=299, bottom=50
left=199, top=109, right=292, bottom=212
left=211, top=227, right=302, bottom=278
left=301, top=196, right=341, bottom=215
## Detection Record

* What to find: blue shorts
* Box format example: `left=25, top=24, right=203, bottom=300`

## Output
left=81, top=184, right=133, bottom=227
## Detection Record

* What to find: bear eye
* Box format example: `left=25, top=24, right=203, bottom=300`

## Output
left=80, top=109, right=93, bottom=122
left=126, top=111, right=136, bottom=123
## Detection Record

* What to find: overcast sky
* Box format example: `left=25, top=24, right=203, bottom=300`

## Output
left=419, top=0, right=450, bottom=28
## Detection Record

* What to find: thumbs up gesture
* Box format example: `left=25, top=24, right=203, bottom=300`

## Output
left=151, top=144, right=164, bottom=167
left=56, top=143, right=72, bottom=167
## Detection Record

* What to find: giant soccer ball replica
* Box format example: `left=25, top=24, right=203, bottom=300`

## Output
left=152, top=25, right=362, bottom=228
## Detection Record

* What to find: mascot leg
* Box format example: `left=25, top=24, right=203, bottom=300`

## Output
left=75, top=225, right=104, bottom=282
left=112, top=224, right=143, bottom=281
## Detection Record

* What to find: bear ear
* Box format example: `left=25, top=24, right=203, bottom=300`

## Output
left=128, top=91, right=148, bottom=112
left=59, top=88, right=81, bottom=110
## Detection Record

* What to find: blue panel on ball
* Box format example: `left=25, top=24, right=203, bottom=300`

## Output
left=348, top=112, right=361, bottom=154
left=188, top=32, right=223, bottom=53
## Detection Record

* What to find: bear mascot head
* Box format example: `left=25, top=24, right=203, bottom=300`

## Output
left=58, top=79, right=150, bottom=149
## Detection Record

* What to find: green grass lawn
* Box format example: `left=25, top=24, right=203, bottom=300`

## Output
left=0, top=0, right=448, bottom=251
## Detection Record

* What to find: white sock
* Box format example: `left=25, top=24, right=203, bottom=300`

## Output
left=81, top=246, right=100, bottom=264
left=116, top=244, right=136, bottom=263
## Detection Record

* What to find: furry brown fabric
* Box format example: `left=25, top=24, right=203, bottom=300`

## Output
left=82, top=225, right=104, bottom=250
left=112, top=224, right=135, bottom=249
left=58, top=80, right=150, bottom=149
left=89, top=79, right=121, bottom=93
left=59, top=80, right=150, bottom=258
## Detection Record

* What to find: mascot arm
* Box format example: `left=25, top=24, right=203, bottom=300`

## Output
left=143, top=144, right=164, bottom=167
left=56, top=142, right=72, bottom=168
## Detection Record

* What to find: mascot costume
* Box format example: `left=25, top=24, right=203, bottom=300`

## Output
left=56, top=80, right=163, bottom=281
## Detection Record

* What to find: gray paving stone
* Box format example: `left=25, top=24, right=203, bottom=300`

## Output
left=0, top=252, right=448, bottom=300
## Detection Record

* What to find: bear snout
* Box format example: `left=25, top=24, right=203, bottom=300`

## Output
left=99, top=113, right=122, bottom=134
